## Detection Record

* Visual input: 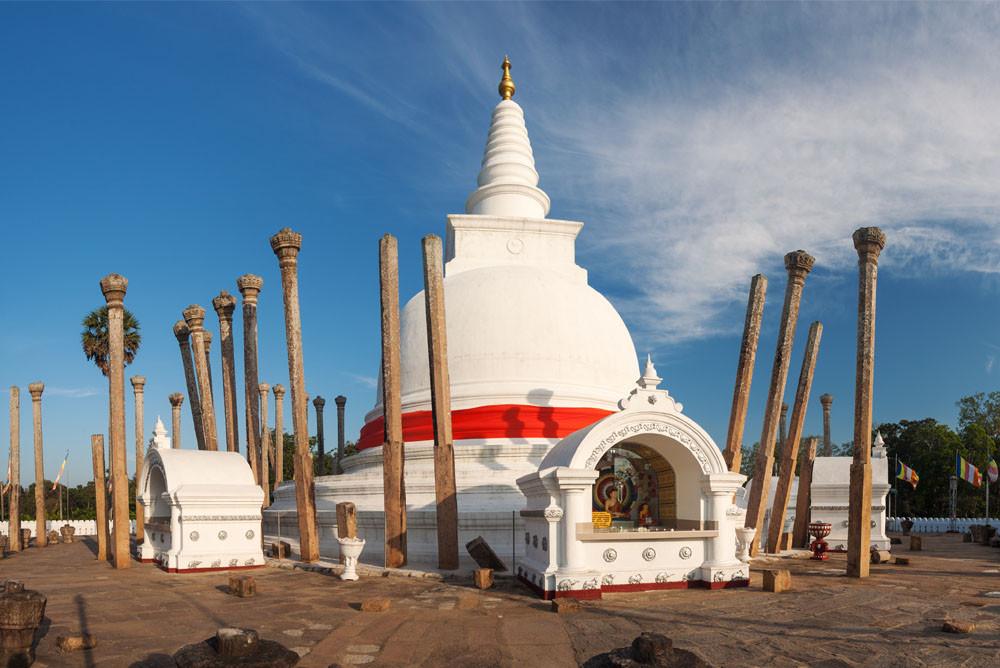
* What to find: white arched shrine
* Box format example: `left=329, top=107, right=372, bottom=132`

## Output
left=138, top=421, right=265, bottom=572
left=516, top=359, right=748, bottom=599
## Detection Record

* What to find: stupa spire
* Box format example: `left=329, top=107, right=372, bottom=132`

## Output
left=465, top=56, right=551, bottom=219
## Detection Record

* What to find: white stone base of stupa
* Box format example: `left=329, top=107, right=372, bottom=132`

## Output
left=263, top=438, right=557, bottom=571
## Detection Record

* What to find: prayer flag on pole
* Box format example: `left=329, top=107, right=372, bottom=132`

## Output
left=1, top=459, right=9, bottom=496
left=895, top=459, right=919, bottom=489
left=51, top=450, right=69, bottom=491
left=956, top=454, right=982, bottom=488
left=988, top=458, right=999, bottom=484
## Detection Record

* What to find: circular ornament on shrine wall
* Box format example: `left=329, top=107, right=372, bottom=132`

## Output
left=218, top=530, right=228, bottom=541
left=245, top=529, right=255, bottom=540
left=506, top=238, right=524, bottom=255
left=679, top=546, right=692, bottom=560
left=189, top=531, right=199, bottom=542
left=603, top=548, right=618, bottom=563
left=642, top=548, right=656, bottom=561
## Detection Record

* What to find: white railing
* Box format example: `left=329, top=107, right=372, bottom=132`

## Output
left=0, top=519, right=136, bottom=538
left=887, top=517, right=991, bottom=533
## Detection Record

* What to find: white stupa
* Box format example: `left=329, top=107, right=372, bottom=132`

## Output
left=266, top=58, right=640, bottom=567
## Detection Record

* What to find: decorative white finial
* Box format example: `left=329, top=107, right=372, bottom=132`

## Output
left=638, top=354, right=661, bottom=390
left=872, top=430, right=886, bottom=458
left=151, top=416, right=170, bottom=450
left=465, top=57, right=551, bottom=219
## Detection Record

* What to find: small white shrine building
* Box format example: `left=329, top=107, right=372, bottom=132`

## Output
left=139, top=418, right=265, bottom=572
left=516, top=358, right=748, bottom=599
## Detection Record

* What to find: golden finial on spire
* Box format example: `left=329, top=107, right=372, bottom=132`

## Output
left=498, top=55, right=515, bottom=101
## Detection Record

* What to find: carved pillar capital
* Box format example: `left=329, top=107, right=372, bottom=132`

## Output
left=820, top=393, right=833, bottom=409
left=853, top=227, right=886, bottom=263
left=130, top=375, right=146, bottom=392
left=168, top=392, right=184, bottom=407
left=212, top=290, right=237, bottom=321
left=258, top=382, right=270, bottom=398
left=335, top=395, right=346, bottom=408
left=313, top=395, right=326, bottom=411
left=28, top=382, right=44, bottom=401
left=270, top=228, right=303, bottom=267
left=172, top=320, right=190, bottom=342
left=784, top=250, right=815, bottom=283
left=273, top=384, right=285, bottom=399
left=100, top=273, right=128, bottom=307
left=236, top=274, right=263, bottom=304
left=182, top=304, right=207, bottom=332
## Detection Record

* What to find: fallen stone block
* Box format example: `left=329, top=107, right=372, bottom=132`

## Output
left=909, top=535, right=922, bottom=551
left=360, top=598, right=391, bottom=612
left=336, top=502, right=357, bottom=540
left=762, top=569, right=791, bottom=593
left=551, top=598, right=580, bottom=614
left=942, top=620, right=975, bottom=634
left=473, top=568, right=494, bottom=590
left=173, top=627, right=299, bottom=667
left=596, top=632, right=710, bottom=667
left=228, top=575, right=256, bottom=598
left=46, top=530, right=60, bottom=545
left=890, top=537, right=902, bottom=545
left=870, top=550, right=891, bottom=564
left=270, top=541, right=291, bottom=559
left=57, top=634, right=97, bottom=652
left=894, top=557, right=910, bottom=566
left=465, top=536, right=507, bottom=572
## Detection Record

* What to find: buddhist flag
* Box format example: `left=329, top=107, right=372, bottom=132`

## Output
left=896, top=459, right=919, bottom=489
left=989, top=458, right=999, bottom=484
left=956, top=454, right=982, bottom=488
left=1, top=459, right=9, bottom=496
left=51, top=450, right=69, bottom=491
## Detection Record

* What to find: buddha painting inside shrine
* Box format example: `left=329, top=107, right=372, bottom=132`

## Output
left=592, top=444, right=676, bottom=529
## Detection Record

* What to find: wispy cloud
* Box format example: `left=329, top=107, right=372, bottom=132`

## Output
left=46, top=387, right=100, bottom=399
left=987, top=355, right=995, bottom=375
left=346, top=373, right=378, bottom=389
left=244, top=3, right=1000, bottom=345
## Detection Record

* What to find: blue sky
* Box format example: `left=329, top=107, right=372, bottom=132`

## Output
left=2, top=2, right=1000, bottom=484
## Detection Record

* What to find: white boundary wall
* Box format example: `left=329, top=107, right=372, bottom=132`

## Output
left=886, top=517, right=992, bottom=533
left=0, top=520, right=135, bottom=538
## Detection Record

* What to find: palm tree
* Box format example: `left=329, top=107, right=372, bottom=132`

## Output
left=81, top=306, right=142, bottom=376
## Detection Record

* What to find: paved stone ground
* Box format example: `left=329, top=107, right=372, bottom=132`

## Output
left=1, top=533, right=998, bottom=667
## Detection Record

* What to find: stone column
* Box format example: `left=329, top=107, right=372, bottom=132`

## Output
left=792, top=436, right=819, bottom=548
left=379, top=234, right=407, bottom=568
left=767, top=321, right=823, bottom=553
left=723, top=274, right=767, bottom=473
left=820, top=394, right=833, bottom=457
left=28, top=383, right=45, bottom=548
left=270, top=229, right=319, bottom=562
left=8, top=387, right=21, bottom=552
left=847, top=227, right=886, bottom=579
left=423, top=234, right=459, bottom=570
left=273, top=385, right=285, bottom=484
left=101, top=273, right=131, bottom=569
left=313, top=396, right=326, bottom=476
left=130, top=375, right=146, bottom=544
left=258, top=383, right=271, bottom=508
left=182, top=305, right=218, bottom=451
left=203, top=330, right=215, bottom=405
left=744, top=250, right=814, bottom=557
left=237, top=275, right=263, bottom=483
left=91, top=434, right=109, bottom=561
left=173, top=320, right=206, bottom=451
left=334, top=395, right=346, bottom=475
left=168, top=393, right=184, bottom=449
left=213, top=291, right=241, bottom=454
left=779, top=402, right=789, bottom=451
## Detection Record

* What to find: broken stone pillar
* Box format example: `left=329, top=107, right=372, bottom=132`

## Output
left=779, top=402, right=789, bottom=451
left=237, top=274, right=263, bottom=483
left=820, top=394, right=833, bottom=457
left=203, top=330, right=215, bottom=405
left=258, top=383, right=271, bottom=509
left=0, top=580, right=47, bottom=667
left=8, top=387, right=21, bottom=552
left=91, top=435, right=108, bottom=561
left=182, top=305, right=218, bottom=451
left=423, top=234, right=459, bottom=570
left=723, top=274, right=767, bottom=473
left=28, top=383, right=45, bottom=549
left=744, top=250, right=814, bottom=557
left=791, top=437, right=819, bottom=548
left=173, top=320, right=206, bottom=451
left=101, top=273, right=131, bottom=569
left=173, top=628, right=299, bottom=667
left=273, top=385, right=285, bottom=484
left=130, top=375, right=146, bottom=544
left=847, top=227, right=886, bottom=579
left=313, top=396, right=326, bottom=476
left=767, top=322, right=823, bottom=553
left=270, top=229, right=319, bottom=563
left=168, top=393, right=184, bottom=449
left=334, top=395, right=346, bottom=475
left=336, top=502, right=357, bottom=539
left=379, top=233, right=407, bottom=569
left=212, top=291, right=241, bottom=454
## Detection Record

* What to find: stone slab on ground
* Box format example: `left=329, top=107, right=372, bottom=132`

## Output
left=762, top=569, right=792, bottom=592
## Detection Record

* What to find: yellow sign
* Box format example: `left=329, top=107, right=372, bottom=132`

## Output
left=592, top=511, right=612, bottom=529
